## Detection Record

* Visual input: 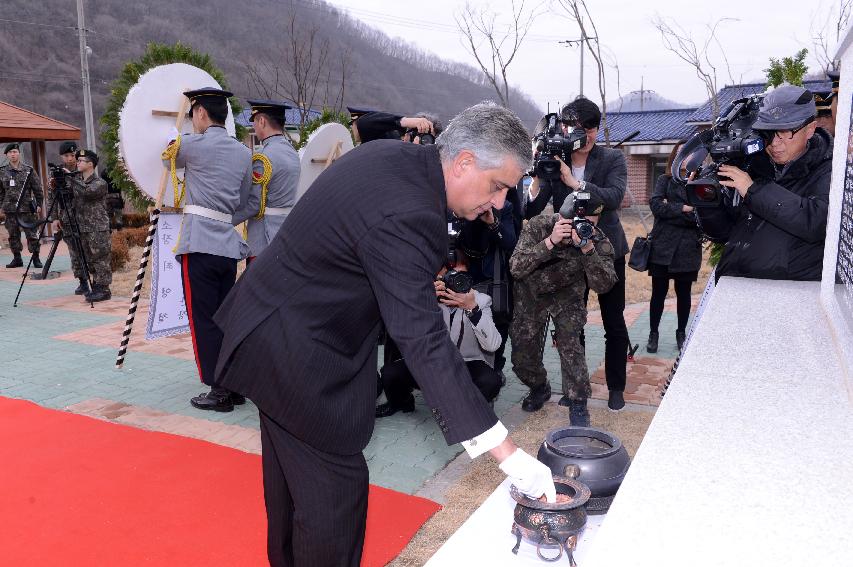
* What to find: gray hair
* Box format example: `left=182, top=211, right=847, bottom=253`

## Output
left=436, top=102, right=532, bottom=171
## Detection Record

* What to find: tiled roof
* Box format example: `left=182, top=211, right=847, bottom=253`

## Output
left=235, top=105, right=322, bottom=128
left=685, top=80, right=832, bottom=124
left=0, top=101, right=80, bottom=142
left=597, top=108, right=698, bottom=144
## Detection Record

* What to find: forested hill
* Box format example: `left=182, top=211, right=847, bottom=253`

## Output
left=0, top=0, right=543, bottom=143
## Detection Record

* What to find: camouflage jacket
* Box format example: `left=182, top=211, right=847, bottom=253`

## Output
left=69, top=172, right=109, bottom=232
left=0, top=163, right=43, bottom=213
left=510, top=213, right=617, bottom=299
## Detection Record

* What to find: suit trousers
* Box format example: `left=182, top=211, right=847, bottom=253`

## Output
left=260, top=411, right=368, bottom=567
left=584, top=257, right=629, bottom=392
left=381, top=358, right=501, bottom=405
left=179, top=252, right=237, bottom=386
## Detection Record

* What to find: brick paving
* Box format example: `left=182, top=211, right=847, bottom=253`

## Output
left=0, top=246, right=691, bottom=497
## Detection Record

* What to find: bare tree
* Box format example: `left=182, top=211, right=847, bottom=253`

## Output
left=554, top=0, right=621, bottom=144
left=652, top=15, right=738, bottom=120
left=244, top=2, right=349, bottom=132
left=811, top=0, right=853, bottom=72
left=456, top=0, right=542, bottom=107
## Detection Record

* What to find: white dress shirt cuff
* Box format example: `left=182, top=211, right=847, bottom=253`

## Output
left=461, top=421, right=508, bottom=459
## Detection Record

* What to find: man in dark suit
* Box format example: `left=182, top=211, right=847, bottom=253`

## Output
left=524, top=97, right=630, bottom=413
left=214, top=103, right=556, bottom=567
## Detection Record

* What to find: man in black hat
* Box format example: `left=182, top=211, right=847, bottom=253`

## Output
left=697, top=84, right=832, bottom=281
left=165, top=87, right=252, bottom=412
left=233, top=99, right=300, bottom=262
left=1, top=143, right=43, bottom=268
left=523, top=96, right=630, bottom=413
left=69, top=149, right=112, bottom=301
left=49, top=141, right=89, bottom=294
left=347, top=106, right=435, bottom=144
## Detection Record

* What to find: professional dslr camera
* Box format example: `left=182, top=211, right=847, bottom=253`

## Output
left=673, top=95, right=767, bottom=207
left=558, top=191, right=597, bottom=247
left=439, top=218, right=473, bottom=293
left=405, top=128, right=436, bottom=145
left=531, top=113, right=587, bottom=180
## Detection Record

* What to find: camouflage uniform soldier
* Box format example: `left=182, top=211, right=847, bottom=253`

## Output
left=70, top=149, right=112, bottom=302
left=1, top=143, right=44, bottom=268
left=49, top=141, right=90, bottom=294
left=509, top=193, right=617, bottom=426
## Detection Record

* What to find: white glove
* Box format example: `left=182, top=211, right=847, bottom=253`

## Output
left=166, top=127, right=180, bottom=144
left=499, top=448, right=557, bottom=503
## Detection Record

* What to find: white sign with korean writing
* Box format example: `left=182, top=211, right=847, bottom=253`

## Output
left=145, top=212, right=189, bottom=339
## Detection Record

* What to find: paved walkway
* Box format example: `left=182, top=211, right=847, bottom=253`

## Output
left=0, top=247, right=691, bottom=497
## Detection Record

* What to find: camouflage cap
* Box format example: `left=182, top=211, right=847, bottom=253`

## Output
left=752, top=85, right=816, bottom=131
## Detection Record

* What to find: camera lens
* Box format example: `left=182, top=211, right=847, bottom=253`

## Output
left=575, top=220, right=595, bottom=239
left=693, top=185, right=718, bottom=202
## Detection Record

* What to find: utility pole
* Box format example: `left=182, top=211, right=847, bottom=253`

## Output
left=76, top=0, right=96, bottom=149
left=559, top=32, right=597, bottom=97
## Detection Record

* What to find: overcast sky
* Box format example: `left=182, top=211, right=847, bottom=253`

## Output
left=324, top=0, right=844, bottom=112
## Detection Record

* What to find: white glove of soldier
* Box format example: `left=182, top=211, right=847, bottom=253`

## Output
left=499, top=448, right=557, bottom=502
left=166, top=127, right=180, bottom=144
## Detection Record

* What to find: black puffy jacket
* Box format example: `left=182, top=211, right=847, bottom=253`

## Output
left=697, top=128, right=833, bottom=281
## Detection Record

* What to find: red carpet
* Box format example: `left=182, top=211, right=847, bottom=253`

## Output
left=0, top=397, right=440, bottom=566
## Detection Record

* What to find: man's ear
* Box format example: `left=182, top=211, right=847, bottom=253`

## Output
left=451, top=150, right=476, bottom=178
left=804, top=121, right=818, bottom=140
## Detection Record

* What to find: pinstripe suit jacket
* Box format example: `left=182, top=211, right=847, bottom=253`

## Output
left=214, top=140, right=498, bottom=455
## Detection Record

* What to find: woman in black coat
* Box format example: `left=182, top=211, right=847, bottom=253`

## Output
left=646, top=143, right=703, bottom=352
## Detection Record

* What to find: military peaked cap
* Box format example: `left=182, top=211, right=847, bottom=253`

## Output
left=247, top=99, right=291, bottom=123
left=346, top=106, right=377, bottom=120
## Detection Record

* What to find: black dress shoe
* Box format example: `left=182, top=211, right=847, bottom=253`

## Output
left=230, top=392, right=246, bottom=405
left=190, top=390, right=234, bottom=412
left=676, top=330, right=686, bottom=350
left=375, top=396, right=415, bottom=418
left=646, top=331, right=659, bottom=353
left=521, top=382, right=551, bottom=412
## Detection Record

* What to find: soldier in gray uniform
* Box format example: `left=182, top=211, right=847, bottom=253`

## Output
left=50, top=141, right=89, bottom=294
left=70, top=149, right=112, bottom=302
left=509, top=192, right=617, bottom=426
left=165, top=87, right=252, bottom=412
left=233, top=99, right=300, bottom=262
left=1, top=143, right=44, bottom=268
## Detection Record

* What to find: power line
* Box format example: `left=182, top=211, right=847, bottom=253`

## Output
left=0, top=17, right=76, bottom=30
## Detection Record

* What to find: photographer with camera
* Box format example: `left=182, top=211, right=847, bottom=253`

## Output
left=49, top=141, right=90, bottom=294
left=525, top=97, right=631, bottom=412
left=696, top=85, right=832, bottom=281
left=510, top=192, right=617, bottom=426
left=375, top=251, right=503, bottom=417
left=1, top=143, right=43, bottom=268
left=68, top=149, right=112, bottom=302
left=348, top=106, right=436, bottom=144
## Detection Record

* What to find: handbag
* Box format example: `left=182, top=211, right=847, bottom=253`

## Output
left=628, top=235, right=652, bottom=272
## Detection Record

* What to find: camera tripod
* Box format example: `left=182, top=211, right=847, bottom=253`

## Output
left=13, top=180, right=94, bottom=308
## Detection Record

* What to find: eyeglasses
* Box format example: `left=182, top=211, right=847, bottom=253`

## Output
left=757, top=121, right=812, bottom=143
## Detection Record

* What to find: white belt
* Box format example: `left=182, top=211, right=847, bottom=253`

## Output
left=183, top=204, right=232, bottom=224
left=263, top=206, right=293, bottom=216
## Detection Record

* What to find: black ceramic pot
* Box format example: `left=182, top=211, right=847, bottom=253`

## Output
left=537, top=426, right=630, bottom=514
left=510, top=476, right=590, bottom=563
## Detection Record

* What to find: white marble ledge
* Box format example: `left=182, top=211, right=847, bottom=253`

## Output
left=584, top=277, right=853, bottom=567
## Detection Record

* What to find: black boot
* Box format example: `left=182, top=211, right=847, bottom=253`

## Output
left=569, top=399, right=590, bottom=427
left=190, top=388, right=234, bottom=412
left=85, top=285, right=112, bottom=302
left=676, top=330, right=686, bottom=350
left=375, top=395, right=415, bottom=418
left=5, top=254, right=23, bottom=268
left=521, top=382, right=551, bottom=412
left=74, top=278, right=90, bottom=295
left=646, top=331, right=659, bottom=353
left=31, top=254, right=42, bottom=268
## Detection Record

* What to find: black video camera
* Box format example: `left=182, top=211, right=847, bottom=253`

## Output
left=558, top=191, right=596, bottom=246
left=440, top=218, right=473, bottom=293
left=532, top=113, right=587, bottom=180
left=674, top=95, right=767, bottom=207
left=406, top=128, right=436, bottom=145
left=48, top=162, right=75, bottom=199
